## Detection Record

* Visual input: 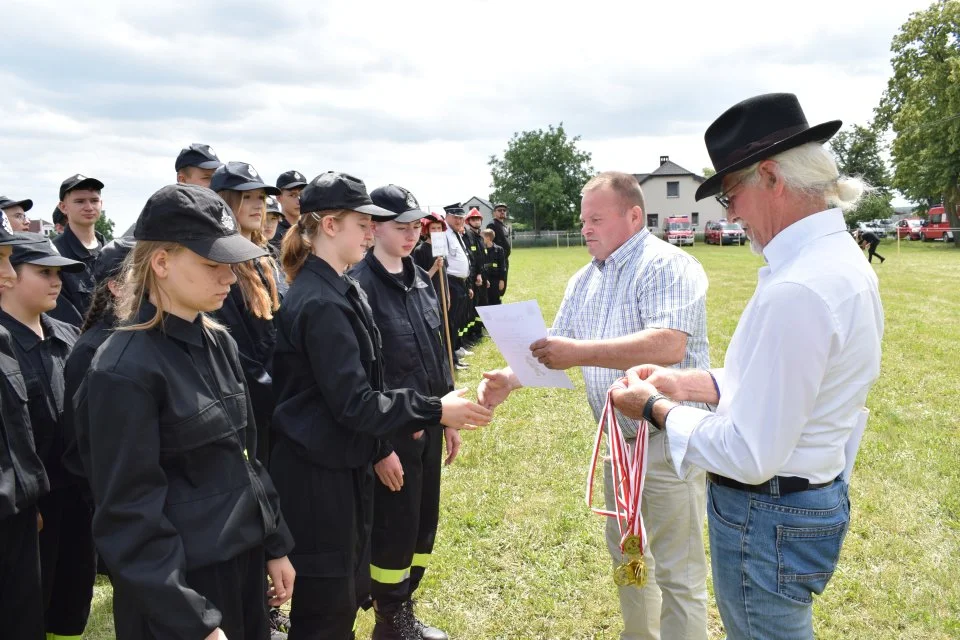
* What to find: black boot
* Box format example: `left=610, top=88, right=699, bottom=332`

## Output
left=372, top=602, right=420, bottom=640
left=403, top=600, right=448, bottom=640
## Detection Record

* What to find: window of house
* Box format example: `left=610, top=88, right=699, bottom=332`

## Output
left=647, top=214, right=659, bottom=228
left=667, top=181, right=679, bottom=198
left=691, top=212, right=699, bottom=225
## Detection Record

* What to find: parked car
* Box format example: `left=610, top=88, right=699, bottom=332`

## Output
left=662, top=216, right=694, bottom=246
left=856, top=221, right=886, bottom=238
left=705, top=220, right=746, bottom=245
left=896, top=218, right=922, bottom=240
left=875, top=219, right=896, bottom=235
left=920, top=205, right=955, bottom=241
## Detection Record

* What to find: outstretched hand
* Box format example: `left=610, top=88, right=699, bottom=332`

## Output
left=440, top=388, right=493, bottom=430
left=477, top=369, right=517, bottom=409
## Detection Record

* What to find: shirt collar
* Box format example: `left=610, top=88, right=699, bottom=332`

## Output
left=762, top=208, right=847, bottom=272
left=0, top=310, right=75, bottom=350
left=593, top=228, right=649, bottom=271
left=136, top=300, right=206, bottom=348
left=61, top=224, right=104, bottom=259
left=302, top=253, right=351, bottom=295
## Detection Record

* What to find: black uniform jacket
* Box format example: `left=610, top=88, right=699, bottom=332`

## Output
left=0, top=311, right=79, bottom=491
left=0, top=326, right=49, bottom=518
left=349, top=253, right=453, bottom=457
left=62, top=316, right=114, bottom=499
left=272, top=254, right=443, bottom=469
left=51, top=225, right=104, bottom=326
left=483, top=244, right=506, bottom=279
left=412, top=240, right=446, bottom=302
left=270, top=217, right=293, bottom=254
left=486, top=218, right=512, bottom=260
left=74, top=302, right=293, bottom=638
left=464, top=227, right=486, bottom=280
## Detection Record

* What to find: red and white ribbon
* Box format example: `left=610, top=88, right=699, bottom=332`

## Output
left=585, top=379, right=650, bottom=555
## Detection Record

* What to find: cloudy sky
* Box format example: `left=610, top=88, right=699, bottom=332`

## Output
left=0, top=0, right=928, bottom=231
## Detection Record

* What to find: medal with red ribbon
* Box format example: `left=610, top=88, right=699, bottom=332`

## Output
left=585, top=378, right=650, bottom=587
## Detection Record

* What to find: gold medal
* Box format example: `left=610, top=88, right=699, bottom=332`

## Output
left=622, top=535, right=641, bottom=556
left=613, top=562, right=633, bottom=587
left=629, top=557, right=648, bottom=588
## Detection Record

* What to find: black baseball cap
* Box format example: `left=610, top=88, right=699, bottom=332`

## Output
left=370, top=185, right=429, bottom=224
left=10, top=233, right=85, bottom=272
left=493, top=202, right=508, bottom=210
left=175, top=143, right=222, bottom=171
left=265, top=195, right=282, bottom=217
left=443, top=202, right=465, bottom=217
left=134, top=184, right=267, bottom=264
left=59, top=174, right=104, bottom=201
left=210, top=162, right=281, bottom=196
left=277, top=170, right=308, bottom=190
left=0, top=196, right=34, bottom=213
left=52, top=206, right=65, bottom=226
left=93, top=237, right=136, bottom=283
left=299, top=172, right=398, bottom=221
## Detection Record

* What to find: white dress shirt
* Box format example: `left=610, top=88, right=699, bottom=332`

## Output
left=666, top=209, right=884, bottom=484
left=444, top=228, right=470, bottom=278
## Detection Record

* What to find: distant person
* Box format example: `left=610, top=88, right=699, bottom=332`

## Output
left=271, top=170, right=308, bottom=253
left=486, top=202, right=512, bottom=293
left=856, top=230, right=885, bottom=263
left=481, top=229, right=505, bottom=305
left=0, top=195, right=33, bottom=232
left=51, top=175, right=106, bottom=326
left=175, top=143, right=223, bottom=188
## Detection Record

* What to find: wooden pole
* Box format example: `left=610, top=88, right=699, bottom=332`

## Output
left=438, top=261, right=456, bottom=385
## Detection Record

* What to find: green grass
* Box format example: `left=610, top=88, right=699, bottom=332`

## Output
left=84, top=239, right=960, bottom=639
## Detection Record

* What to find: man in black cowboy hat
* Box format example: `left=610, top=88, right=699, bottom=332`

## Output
left=485, top=203, right=511, bottom=295
left=609, top=93, right=884, bottom=639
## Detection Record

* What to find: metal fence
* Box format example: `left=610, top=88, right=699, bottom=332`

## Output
left=511, top=229, right=709, bottom=248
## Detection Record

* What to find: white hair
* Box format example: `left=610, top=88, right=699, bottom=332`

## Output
left=734, top=142, right=872, bottom=211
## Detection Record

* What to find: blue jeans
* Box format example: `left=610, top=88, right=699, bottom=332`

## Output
left=707, top=477, right=850, bottom=639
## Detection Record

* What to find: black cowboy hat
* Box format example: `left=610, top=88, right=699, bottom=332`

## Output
left=695, top=93, right=842, bottom=201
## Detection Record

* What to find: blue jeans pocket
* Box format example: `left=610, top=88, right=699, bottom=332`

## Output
left=776, top=520, right=848, bottom=603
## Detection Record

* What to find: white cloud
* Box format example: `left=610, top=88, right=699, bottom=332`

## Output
left=0, top=0, right=930, bottom=229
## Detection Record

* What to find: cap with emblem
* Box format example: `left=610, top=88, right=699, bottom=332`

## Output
left=93, top=237, right=136, bottom=283
left=443, top=202, right=465, bottom=217
left=369, top=185, right=429, bottom=223
left=0, top=196, right=34, bottom=213
left=134, top=184, right=267, bottom=264
left=210, top=162, right=281, bottom=196
left=175, top=143, right=222, bottom=171
left=59, top=174, right=104, bottom=201
left=10, top=233, right=85, bottom=272
left=276, top=170, right=308, bottom=191
left=265, top=195, right=283, bottom=218
left=299, top=172, right=398, bottom=221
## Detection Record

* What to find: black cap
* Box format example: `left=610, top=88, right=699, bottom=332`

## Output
left=493, top=202, right=508, bottom=210
left=175, top=143, right=222, bottom=171
left=134, top=184, right=267, bottom=264
left=210, top=162, right=281, bottom=196
left=277, top=170, right=308, bottom=190
left=299, top=172, right=398, bottom=221
left=59, top=174, right=104, bottom=201
left=443, top=202, right=465, bottom=216
left=10, top=233, right=85, bottom=272
left=93, top=237, right=136, bottom=283
left=52, top=206, right=65, bottom=226
left=370, top=185, right=429, bottom=224
left=265, top=195, right=282, bottom=217
left=0, top=196, right=34, bottom=213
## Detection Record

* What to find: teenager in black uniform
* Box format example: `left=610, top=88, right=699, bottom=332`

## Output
left=481, top=229, right=505, bottom=305
left=0, top=233, right=91, bottom=640
left=271, top=170, right=308, bottom=254
left=263, top=195, right=284, bottom=259
left=0, top=227, right=52, bottom=640
left=485, top=203, right=511, bottom=295
left=176, top=143, right=223, bottom=188
left=349, top=186, right=458, bottom=640
left=270, top=172, right=492, bottom=639
left=211, top=161, right=283, bottom=467
left=74, top=184, right=295, bottom=640
left=50, top=174, right=106, bottom=327
left=463, top=208, right=486, bottom=344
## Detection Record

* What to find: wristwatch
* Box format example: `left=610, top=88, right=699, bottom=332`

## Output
left=642, top=393, right=667, bottom=427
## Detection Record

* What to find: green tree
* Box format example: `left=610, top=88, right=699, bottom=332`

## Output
left=875, top=0, right=960, bottom=245
left=829, top=124, right=894, bottom=225
left=96, top=211, right=115, bottom=241
left=489, top=123, right=594, bottom=232
left=702, top=167, right=716, bottom=178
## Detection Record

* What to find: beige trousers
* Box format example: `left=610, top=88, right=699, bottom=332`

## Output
left=603, top=429, right=708, bottom=640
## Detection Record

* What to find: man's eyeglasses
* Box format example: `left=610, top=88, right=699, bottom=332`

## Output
left=715, top=176, right=746, bottom=209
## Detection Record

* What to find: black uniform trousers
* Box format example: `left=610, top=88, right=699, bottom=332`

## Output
left=486, top=277, right=503, bottom=305
left=38, top=484, right=96, bottom=636
left=867, top=239, right=885, bottom=263
left=370, top=426, right=443, bottom=608
left=0, top=506, right=45, bottom=640
left=469, top=279, right=487, bottom=342
left=271, top=436, right=374, bottom=640
left=447, top=277, right=469, bottom=352
left=112, top=545, right=269, bottom=640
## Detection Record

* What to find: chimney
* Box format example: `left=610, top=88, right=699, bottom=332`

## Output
left=659, top=155, right=669, bottom=166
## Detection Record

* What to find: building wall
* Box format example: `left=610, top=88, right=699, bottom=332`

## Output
left=639, top=175, right=725, bottom=235
left=463, top=197, right=495, bottom=227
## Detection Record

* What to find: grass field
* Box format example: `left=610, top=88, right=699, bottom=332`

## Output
left=85, top=239, right=959, bottom=639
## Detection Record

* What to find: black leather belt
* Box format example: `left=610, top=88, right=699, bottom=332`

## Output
left=707, top=472, right=833, bottom=495
left=449, top=275, right=468, bottom=284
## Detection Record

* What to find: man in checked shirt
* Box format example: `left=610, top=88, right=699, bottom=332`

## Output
left=479, top=171, right=710, bottom=640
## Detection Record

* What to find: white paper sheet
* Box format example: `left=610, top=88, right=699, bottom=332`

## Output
left=430, top=231, right=448, bottom=256
left=842, top=408, right=869, bottom=483
left=476, top=300, right=575, bottom=389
